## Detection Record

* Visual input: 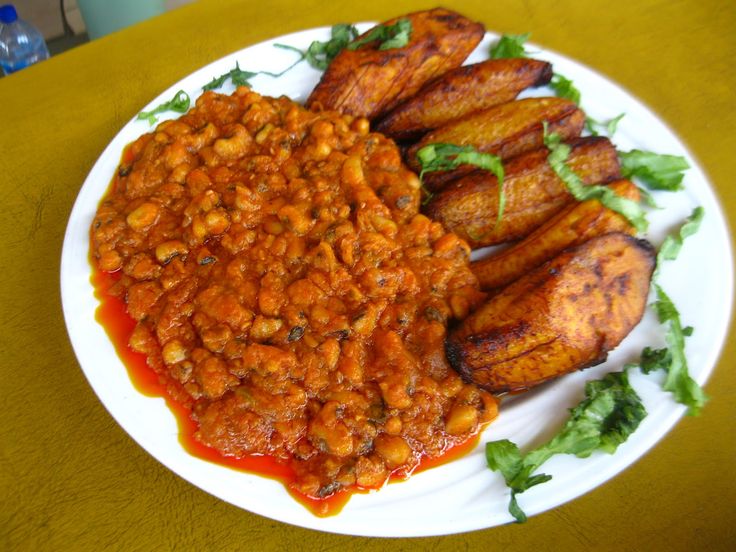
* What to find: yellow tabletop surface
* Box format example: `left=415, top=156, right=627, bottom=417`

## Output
left=2, top=0, right=734, bottom=549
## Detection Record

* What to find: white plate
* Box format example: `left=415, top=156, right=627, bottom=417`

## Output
left=60, top=25, right=733, bottom=537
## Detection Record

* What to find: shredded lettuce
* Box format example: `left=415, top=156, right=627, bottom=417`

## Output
left=489, top=33, right=531, bottom=59
left=486, top=371, right=646, bottom=522
left=137, top=90, right=190, bottom=125
left=655, top=206, right=705, bottom=276
left=585, top=113, right=625, bottom=137
left=347, top=19, right=412, bottom=51
left=619, top=150, right=690, bottom=191
left=275, top=24, right=359, bottom=71
left=647, top=285, right=708, bottom=415
left=416, top=143, right=505, bottom=223
left=549, top=73, right=581, bottom=105
left=543, top=125, right=648, bottom=232
left=202, top=62, right=257, bottom=91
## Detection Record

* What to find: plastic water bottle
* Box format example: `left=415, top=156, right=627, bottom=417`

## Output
left=0, top=4, right=50, bottom=75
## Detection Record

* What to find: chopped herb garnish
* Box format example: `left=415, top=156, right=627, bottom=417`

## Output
left=654, top=206, right=704, bottom=276
left=487, top=371, right=646, bottom=522
left=489, top=32, right=531, bottom=59
left=275, top=24, right=359, bottom=71
left=137, top=89, right=191, bottom=126
left=549, top=73, right=581, bottom=105
left=623, top=210, right=708, bottom=414
left=203, top=62, right=258, bottom=91
left=416, top=143, right=505, bottom=224
left=585, top=113, right=625, bottom=137
left=347, top=19, right=412, bottom=51
left=619, top=150, right=690, bottom=191
left=543, top=124, right=648, bottom=232
left=645, top=285, right=708, bottom=415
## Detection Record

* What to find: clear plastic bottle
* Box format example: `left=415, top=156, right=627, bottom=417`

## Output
left=0, top=4, right=50, bottom=75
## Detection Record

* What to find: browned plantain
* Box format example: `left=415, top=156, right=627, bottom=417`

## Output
left=446, top=232, right=656, bottom=393
left=472, top=179, right=640, bottom=290
left=424, top=137, right=621, bottom=248
left=306, top=8, right=484, bottom=120
left=375, top=58, right=553, bottom=141
left=406, top=97, right=585, bottom=190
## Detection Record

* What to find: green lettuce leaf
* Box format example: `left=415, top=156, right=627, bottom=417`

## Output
left=489, top=33, right=531, bottom=59
left=649, top=285, right=708, bottom=415
left=543, top=125, right=648, bottom=232
left=416, top=143, right=505, bottom=223
left=347, top=19, right=412, bottom=51
left=202, top=62, right=258, bottom=91
left=486, top=371, right=646, bottom=522
left=137, top=90, right=190, bottom=125
left=655, top=207, right=704, bottom=275
left=619, top=150, right=690, bottom=191
left=585, top=113, right=625, bottom=137
left=549, top=73, right=581, bottom=105
left=275, top=24, right=358, bottom=71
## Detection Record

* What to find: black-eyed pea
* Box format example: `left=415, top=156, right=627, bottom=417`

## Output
left=213, top=124, right=252, bottom=159
left=126, top=202, right=160, bottom=231
left=162, top=339, right=189, bottom=364
left=318, top=338, right=340, bottom=371
left=197, top=190, right=219, bottom=212
left=249, top=315, right=283, bottom=341
left=432, top=233, right=464, bottom=259
left=371, top=215, right=398, bottom=238
left=338, top=356, right=363, bottom=386
left=445, top=403, right=479, bottom=436
left=263, top=217, right=285, bottom=235
left=155, top=240, right=188, bottom=265
left=383, top=416, right=402, bottom=435
left=235, top=185, right=259, bottom=212
left=352, top=304, right=378, bottom=336
left=342, top=156, right=364, bottom=187
left=258, top=288, right=285, bottom=317
left=200, top=325, right=233, bottom=354
left=404, top=171, right=421, bottom=191
left=128, top=323, right=153, bottom=354
left=479, top=391, right=500, bottom=423
left=312, top=139, right=332, bottom=161
left=254, top=122, right=274, bottom=144
left=163, top=142, right=189, bottom=170
left=378, top=379, right=412, bottom=410
left=456, top=383, right=481, bottom=405
left=278, top=205, right=311, bottom=235
left=355, top=454, right=388, bottom=488
left=311, top=119, right=334, bottom=139
left=205, top=209, right=230, bottom=235
left=191, top=215, right=207, bottom=240
left=98, top=249, right=122, bottom=272
left=351, top=117, right=370, bottom=135
left=310, top=304, right=331, bottom=326
left=169, top=163, right=191, bottom=184
left=171, top=360, right=193, bottom=384
left=440, top=375, right=464, bottom=398
left=285, top=236, right=306, bottom=264
left=374, top=434, right=412, bottom=469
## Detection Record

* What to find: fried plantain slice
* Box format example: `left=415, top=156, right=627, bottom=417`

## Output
left=306, top=8, right=484, bottom=120
left=407, top=97, right=584, bottom=190
left=446, top=232, right=656, bottom=393
left=375, top=58, right=553, bottom=141
left=424, top=137, right=621, bottom=248
left=472, top=179, right=640, bottom=290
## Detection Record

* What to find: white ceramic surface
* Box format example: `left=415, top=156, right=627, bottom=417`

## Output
left=61, top=25, right=733, bottom=537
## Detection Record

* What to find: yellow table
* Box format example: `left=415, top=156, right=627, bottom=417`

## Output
left=2, top=0, right=734, bottom=549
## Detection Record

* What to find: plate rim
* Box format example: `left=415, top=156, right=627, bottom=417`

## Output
left=60, top=24, right=734, bottom=537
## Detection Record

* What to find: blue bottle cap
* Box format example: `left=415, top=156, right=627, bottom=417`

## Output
left=0, top=5, right=18, bottom=24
